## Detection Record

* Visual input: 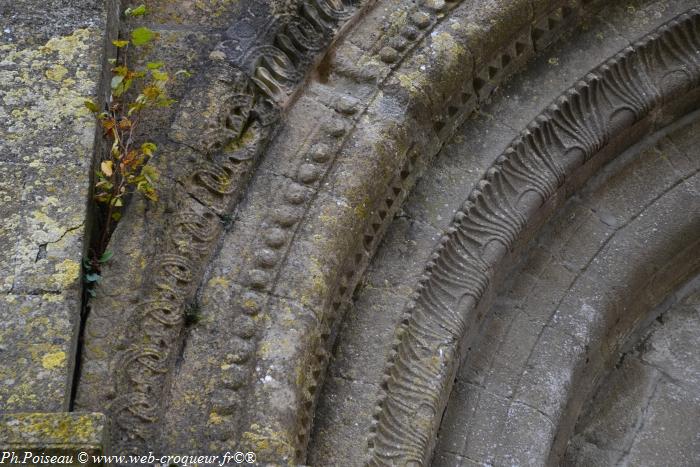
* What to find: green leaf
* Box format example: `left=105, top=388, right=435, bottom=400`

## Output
left=157, top=97, right=176, bottom=107
left=175, top=69, right=192, bottom=79
left=95, top=180, right=113, bottom=190
left=113, top=77, right=133, bottom=98
left=98, top=250, right=114, bottom=263
left=147, top=61, right=164, bottom=70
left=125, top=4, right=147, bottom=16
left=141, top=164, right=159, bottom=181
left=131, top=27, right=155, bottom=46
left=113, top=65, right=128, bottom=76
left=151, top=69, right=168, bottom=81
left=111, top=212, right=122, bottom=222
left=108, top=58, right=117, bottom=65
left=141, top=142, right=157, bottom=156
left=84, top=99, right=99, bottom=112
left=85, top=272, right=101, bottom=282
left=112, top=39, right=129, bottom=48
left=111, top=75, right=124, bottom=90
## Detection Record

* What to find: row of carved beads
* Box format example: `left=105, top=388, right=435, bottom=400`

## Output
left=246, top=120, right=347, bottom=291
left=377, top=0, right=462, bottom=65
left=206, top=289, right=264, bottom=447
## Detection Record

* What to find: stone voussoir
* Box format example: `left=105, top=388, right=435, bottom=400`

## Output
left=162, top=0, right=611, bottom=463
left=73, top=0, right=378, bottom=456
left=368, top=9, right=700, bottom=466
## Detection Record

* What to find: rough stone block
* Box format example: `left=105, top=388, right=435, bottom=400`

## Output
left=0, top=413, right=107, bottom=466
left=0, top=0, right=114, bottom=413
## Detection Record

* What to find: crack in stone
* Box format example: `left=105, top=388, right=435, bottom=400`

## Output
left=463, top=380, right=557, bottom=429
left=636, top=357, right=698, bottom=393
left=442, top=449, right=493, bottom=466
left=614, top=372, right=662, bottom=466
left=326, top=372, right=379, bottom=389
left=3, top=289, right=63, bottom=296
left=34, top=222, right=84, bottom=263
left=493, top=146, right=700, bottom=449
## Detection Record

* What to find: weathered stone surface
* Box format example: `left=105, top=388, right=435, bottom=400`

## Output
left=0, top=412, right=107, bottom=465
left=72, top=0, right=374, bottom=456
left=0, top=1, right=106, bottom=47
left=166, top=0, right=616, bottom=462
left=312, top=2, right=700, bottom=464
left=433, top=113, right=700, bottom=466
left=0, top=0, right=115, bottom=413
left=565, top=282, right=700, bottom=467
left=4, top=0, right=698, bottom=464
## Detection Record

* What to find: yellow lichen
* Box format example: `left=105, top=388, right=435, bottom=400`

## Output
left=41, top=350, right=66, bottom=369
left=51, top=259, right=80, bottom=288
left=241, top=425, right=294, bottom=458
left=12, top=414, right=98, bottom=443
left=397, top=69, right=430, bottom=95
left=208, top=412, right=224, bottom=425
left=208, top=276, right=230, bottom=288
left=431, top=31, right=466, bottom=58
left=5, top=382, right=39, bottom=407
left=45, top=64, right=68, bottom=82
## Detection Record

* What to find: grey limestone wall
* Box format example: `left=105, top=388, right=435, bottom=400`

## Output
left=0, top=0, right=117, bottom=414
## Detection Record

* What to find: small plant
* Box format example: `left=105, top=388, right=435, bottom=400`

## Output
left=184, top=302, right=203, bottom=326
left=82, top=250, right=113, bottom=298
left=83, top=5, right=189, bottom=294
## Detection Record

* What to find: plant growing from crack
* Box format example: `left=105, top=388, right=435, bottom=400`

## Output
left=82, top=4, right=190, bottom=296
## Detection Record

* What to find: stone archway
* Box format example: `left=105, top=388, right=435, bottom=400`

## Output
left=431, top=115, right=700, bottom=466
left=75, top=0, right=629, bottom=459
left=310, top=2, right=700, bottom=466
left=564, top=276, right=700, bottom=466
left=4, top=0, right=698, bottom=464
left=361, top=10, right=700, bottom=464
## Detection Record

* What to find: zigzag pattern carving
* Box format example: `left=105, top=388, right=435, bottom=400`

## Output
left=367, top=10, right=700, bottom=466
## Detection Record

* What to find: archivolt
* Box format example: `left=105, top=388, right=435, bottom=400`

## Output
left=368, top=10, right=700, bottom=466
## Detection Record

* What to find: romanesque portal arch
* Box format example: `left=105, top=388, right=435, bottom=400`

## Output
left=7, top=0, right=690, bottom=464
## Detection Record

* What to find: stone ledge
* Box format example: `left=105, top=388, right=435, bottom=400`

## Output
left=0, top=412, right=107, bottom=466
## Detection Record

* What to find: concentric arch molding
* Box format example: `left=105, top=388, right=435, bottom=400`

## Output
left=367, top=9, right=700, bottom=466
left=74, top=0, right=372, bottom=454
left=159, top=0, right=611, bottom=462
left=72, top=0, right=636, bottom=460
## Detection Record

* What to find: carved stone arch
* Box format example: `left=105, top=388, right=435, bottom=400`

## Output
left=360, top=9, right=700, bottom=467
left=69, top=0, right=700, bottom=464
left=74, top=0, right=377, bottom=455
left=154, top=0, right=617, bottom=460
left=430, top=120, right=700, bottom=465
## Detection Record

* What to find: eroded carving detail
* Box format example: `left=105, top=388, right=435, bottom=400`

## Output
left=367, top=10, right=700, bottom=466
left=90, top=0, right=608, bottom=457
left=77, top=0, right=367, bottom=453
left=251, top=0, right=608, bottom=456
